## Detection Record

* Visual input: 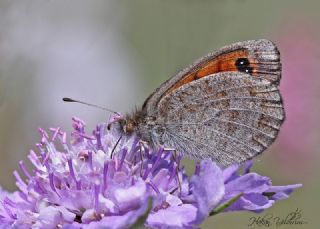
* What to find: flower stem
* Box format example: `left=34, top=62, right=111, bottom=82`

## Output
left=209, top=193, right=243, bottom=216
left=132, top=198, right=153, bottom=229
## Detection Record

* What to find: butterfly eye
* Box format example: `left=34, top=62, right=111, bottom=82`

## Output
left=107, top=123, right=112, bottom=130
left=235, top=57, right=253, bottom=74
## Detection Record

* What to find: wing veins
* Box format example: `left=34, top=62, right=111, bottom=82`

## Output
left=191, top=84, right=277, bottom=102
left=164, top=116, right=273, bottom=139
left=217, top=108, right=284, bottom=121
left=166, top=123, right=260, bottom=153
left=200, top=96, right=280, bottom=104
left=165, top=130, right=249, bottom=161
left=173, top=96, right=282, bottom=112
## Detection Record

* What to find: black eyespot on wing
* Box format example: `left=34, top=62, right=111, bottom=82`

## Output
left=235, top=58, right=250, bottom=66
left=235, top=57, right=253, bottom=74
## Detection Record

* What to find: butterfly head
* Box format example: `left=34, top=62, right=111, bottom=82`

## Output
left=107, top=116, right=136, bottom=136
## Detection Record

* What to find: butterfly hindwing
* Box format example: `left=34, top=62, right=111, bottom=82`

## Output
left=156, top=72, right=284, bottom=166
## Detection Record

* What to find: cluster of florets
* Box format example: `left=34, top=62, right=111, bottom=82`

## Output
left=0, top=117, right=301, bottom=228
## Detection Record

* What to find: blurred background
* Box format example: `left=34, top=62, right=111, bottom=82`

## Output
left=0, top=0, right=319, bottom=228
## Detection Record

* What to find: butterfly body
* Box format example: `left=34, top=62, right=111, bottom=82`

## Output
left=111, top=39, right=285, bottom=166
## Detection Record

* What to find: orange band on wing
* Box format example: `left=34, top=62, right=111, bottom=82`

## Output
left=164, top=49, right=257, bottom=96
left=196, top=50, right=249, bottom=77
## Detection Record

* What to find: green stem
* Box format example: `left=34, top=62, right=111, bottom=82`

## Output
left=131, top=198, right=153, bottom=229
left=209, top=193, right=243, bottom=216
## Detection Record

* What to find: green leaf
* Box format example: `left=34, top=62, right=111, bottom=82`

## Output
left=209, top=193, right=243, bottom=216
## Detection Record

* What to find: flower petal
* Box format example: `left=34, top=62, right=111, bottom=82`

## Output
left=113, top=179, right=147, bottom=212
left=265, top=184, right=302, bottom=200
left=191, top=160, right=224, bottom=224
left=85, top=200, right=149, bottom=229
left=224, top=173, right=271, bottom=196
left=222, top=164, right=239, bottom=183
left=147, top=204, right=197, bottom=229
left=36, top=206, right=63, bottom=228
left=225, top=193, right=274, bottom=212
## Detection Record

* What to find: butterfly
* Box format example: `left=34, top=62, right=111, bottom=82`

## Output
left=109, top=39, right=284, bottom=166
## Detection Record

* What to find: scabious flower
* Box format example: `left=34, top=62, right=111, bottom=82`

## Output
left=0, top=117, right=301, bottom=229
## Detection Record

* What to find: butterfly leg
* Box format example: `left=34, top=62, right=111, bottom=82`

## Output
left=138, top=141, right=146, bottom=177
left=163, top=148, right=182, bottom=195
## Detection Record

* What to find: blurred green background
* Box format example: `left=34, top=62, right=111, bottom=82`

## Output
left=0, top=1, right=319, bottom=228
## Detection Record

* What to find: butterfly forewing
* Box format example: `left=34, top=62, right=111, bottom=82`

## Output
left=142, top=39, right=281, bottom=115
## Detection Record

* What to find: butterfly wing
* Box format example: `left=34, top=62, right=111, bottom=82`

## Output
left=141, top=39, right=284, bottom=166
left=157, top=72, right=284, bottom=166
left=142, top=39, right=281, bottom=115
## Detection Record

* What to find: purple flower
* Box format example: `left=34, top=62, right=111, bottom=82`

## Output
left=221, top=162, right=302, bottom=213
left=146, top=160, right=224, bottom=228
left=0, top=117, right=301, bottom=228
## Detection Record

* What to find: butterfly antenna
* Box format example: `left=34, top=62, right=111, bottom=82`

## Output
left=62, top=97, right=118, bottom=114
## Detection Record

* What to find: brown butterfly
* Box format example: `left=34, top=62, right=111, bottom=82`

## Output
left=108, top=39, right=284, bottom=166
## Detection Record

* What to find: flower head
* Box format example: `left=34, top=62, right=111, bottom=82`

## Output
left=0, top=117, right=301, bottom=228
